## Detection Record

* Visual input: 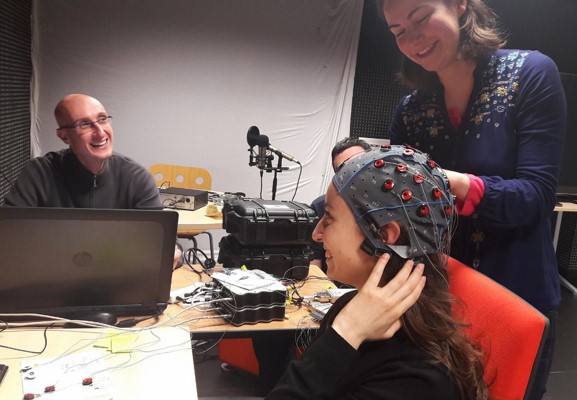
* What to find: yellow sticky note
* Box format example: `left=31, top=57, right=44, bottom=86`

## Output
left=110, top=334, right=139, bottom=353
left=94, top=334, right=115, bottom=350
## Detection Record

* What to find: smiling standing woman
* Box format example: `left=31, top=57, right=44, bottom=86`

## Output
left=267, top=146, right=487, bottom=400
left=380, top=1, right=567, bottom=399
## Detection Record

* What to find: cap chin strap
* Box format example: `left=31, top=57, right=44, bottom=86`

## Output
left=360, top=238, right=411, bottom=259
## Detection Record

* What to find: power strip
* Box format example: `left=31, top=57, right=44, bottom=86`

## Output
left=304, top=301, right=333, bottom=321
left=309, top=288, right=355, bottom=303
left=304, top=288, right=355, bottom=321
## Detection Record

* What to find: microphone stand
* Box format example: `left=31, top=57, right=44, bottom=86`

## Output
left=271, top=157, right=279, bottom=200
left=248, top=146, right=289, bottom=200
left=268, top=154, right=288, bottom=200
left=248, top=147, right=257, bottom=167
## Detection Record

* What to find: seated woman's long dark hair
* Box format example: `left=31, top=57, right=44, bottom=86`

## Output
left=380, top=229, right=488, bottom=400
left=327, top=145, right=488, bottom=398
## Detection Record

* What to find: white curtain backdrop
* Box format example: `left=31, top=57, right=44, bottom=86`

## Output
left=31, top=0, right=363, bottom=205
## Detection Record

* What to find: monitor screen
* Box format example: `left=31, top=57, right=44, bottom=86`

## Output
left=0, top=208, right=178, bottom=321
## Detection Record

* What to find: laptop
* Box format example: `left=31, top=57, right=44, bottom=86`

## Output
left=0, top=207, right=178, bottom=320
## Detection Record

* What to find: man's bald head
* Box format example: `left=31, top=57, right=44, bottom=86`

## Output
left=53, top=94, right=113, bottom=175
left=54, top=94, right=104, bottom=128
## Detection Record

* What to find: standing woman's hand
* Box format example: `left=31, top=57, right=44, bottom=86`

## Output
left=443, top=169, right=471, bottom=203
left=331, top=254, right=426, bottom=350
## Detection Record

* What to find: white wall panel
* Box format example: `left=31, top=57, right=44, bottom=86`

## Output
left=32, top=0, right=363, bottom=204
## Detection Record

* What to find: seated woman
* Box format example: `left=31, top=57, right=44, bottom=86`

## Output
left=266, top=145, right=487, bottom=399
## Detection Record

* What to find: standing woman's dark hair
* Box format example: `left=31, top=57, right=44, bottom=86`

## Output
left=377, top=0, right=506, bottom=90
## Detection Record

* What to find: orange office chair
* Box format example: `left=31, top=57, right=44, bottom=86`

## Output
left=148, top=163, right=212, bottom=190
left=218, top=338, right=260, bottom=376
left=447, top=257, right=549, bottom=400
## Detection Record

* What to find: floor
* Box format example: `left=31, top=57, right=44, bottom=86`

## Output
left=194, top=340, right=260, bottom=398
left=194, top=287, right=577, bottom=399
left=544, top=287, right=577, bottom=399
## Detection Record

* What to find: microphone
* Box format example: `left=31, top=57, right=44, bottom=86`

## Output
left=246, top=125, right=300, bottom=168
left=246, top=126, right=260, bottom=147
left=255, top=135, right=270, bottom=169
left=247, top=126, right=267, bottom=169
left=268, top=144, right=299, bottom=164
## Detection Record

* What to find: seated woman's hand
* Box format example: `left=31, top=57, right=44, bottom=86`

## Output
left=331, top=254, right=425, bottom=350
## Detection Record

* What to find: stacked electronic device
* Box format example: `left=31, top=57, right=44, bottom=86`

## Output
left=218, top=198, right=319, bottom=281
left=211, top=269, right=287, bottom=325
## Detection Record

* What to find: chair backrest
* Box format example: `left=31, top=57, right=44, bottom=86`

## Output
left=447, top=257, right=549, bottom=400
left=149, top=164, right=212, bottom=190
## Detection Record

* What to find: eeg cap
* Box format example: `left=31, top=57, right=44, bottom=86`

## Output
left=333, top=145, right=454, bottom=259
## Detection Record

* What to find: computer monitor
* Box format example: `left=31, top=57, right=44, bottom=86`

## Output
left=0, top=207, right=178, bottom=320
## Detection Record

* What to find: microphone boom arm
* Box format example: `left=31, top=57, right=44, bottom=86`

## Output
left=268, top=144, right=299, bottom=164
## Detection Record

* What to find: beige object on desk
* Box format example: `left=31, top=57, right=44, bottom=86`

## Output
left=149, top=163, right=212, bottom=190
left=205, top=203, right=223, bottom=218
left=0, top=327, right=197, bottom=399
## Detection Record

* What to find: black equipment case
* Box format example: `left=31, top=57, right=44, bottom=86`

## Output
left=222, top=198, right=319, bottom=245
left=219, top=198, right=319, bottom=280
left=218, top=235, right=313, bottom=281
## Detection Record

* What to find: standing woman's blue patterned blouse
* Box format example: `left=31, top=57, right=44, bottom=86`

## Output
left=390, top=49, right=566, bottom=314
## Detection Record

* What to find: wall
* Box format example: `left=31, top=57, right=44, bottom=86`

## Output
left=32, top=0, right=363, bottom=205
left=350, top=0, right=408, bottom=140
left=0, top=0, right=31, bottom=203
left=488, top=0, right=577, bottom=193
left=489, top=0, right=577, bottom=75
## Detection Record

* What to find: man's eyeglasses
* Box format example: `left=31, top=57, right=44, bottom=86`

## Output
left=58, top=115, right=113, bottom=133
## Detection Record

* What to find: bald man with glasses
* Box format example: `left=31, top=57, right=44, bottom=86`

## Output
left=4, top=93, right=182, bottom=267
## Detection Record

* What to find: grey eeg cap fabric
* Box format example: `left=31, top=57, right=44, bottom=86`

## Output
left=332, top=145, right=454, bottom=259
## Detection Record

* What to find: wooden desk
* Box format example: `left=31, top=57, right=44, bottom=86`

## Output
left=172, top=206, right=223, bottom=236
left=553, top=201, right=577, bottom=295
left=151, top=264, right=332, bottom=339
left=0, top=327, right=197, bottom=399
